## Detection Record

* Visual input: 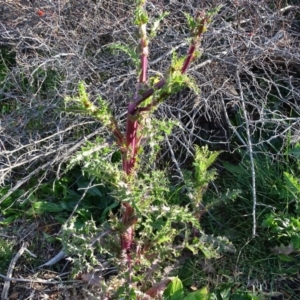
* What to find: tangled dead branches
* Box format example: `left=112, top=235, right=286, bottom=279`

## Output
left=0, top=0, right=300, bottom=204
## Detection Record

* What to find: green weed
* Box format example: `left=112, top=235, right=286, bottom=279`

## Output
left=0, top=171, right=116, bottom=226
left=0, top=238, right=14, bottom=274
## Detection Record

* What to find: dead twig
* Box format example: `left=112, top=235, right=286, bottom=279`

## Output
left=1, top=242, right=27, bottom=300
left=0, top=274, right=80, bottom=285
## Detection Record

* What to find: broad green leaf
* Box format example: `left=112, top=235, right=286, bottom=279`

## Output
left=278, top=254, right=295, bottom=262
left=60, top=201, right=77, bottom=211
left=285, top=143, right=300, bottom=158
left=214, top=283, right=234, bottom=300
left=0, top=215, right=19, bottom=225
left=183, top=286, right=209, bottom=300
left=43, top=232, right=57, bottom=243
left=101, top=201, right=119, bottom=219
left=87, top=186, right=102, bottom=197
left=284, top=172, right=300, bottom=196
left=291, top=235, right=300, bottom=249
left=164, top=277, right=184, bottom=300
left=29, top=201, right=63, bottom=214
left=230, top=293, right=259, bottom=300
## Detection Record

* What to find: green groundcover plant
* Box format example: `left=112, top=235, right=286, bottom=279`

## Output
left=61, top=1, right=238, bottom=298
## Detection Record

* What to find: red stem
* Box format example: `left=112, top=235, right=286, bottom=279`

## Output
left=181, top=44, right=196, bottom=74
left=134, top=17, right=208, bottom=110
left=139, top=40, right=148, bottom=83
left=123, top=107, right=139, bottom=175
left=181, top=17, right=207, bottom=73
left=119, top=11, right=209, bottom=269
left=134, top=79, right=166, bottom=109
left=110, top=118, right=125, bottom=147
left=120, top=9, right=149, bottom=268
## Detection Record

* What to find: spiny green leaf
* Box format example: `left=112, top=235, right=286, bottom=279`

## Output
left=109, top=43, right=139, bottom=66
left=150, top=12, right=170, bottom=38
left=66, top=81, right=113, bottom=127
left=134, top=6, right=148, bottom=25
left=206, top=6, right=222, bottom=19
left=184, top=12, right=197, bottom=32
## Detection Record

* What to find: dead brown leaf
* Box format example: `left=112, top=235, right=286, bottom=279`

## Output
left=81, top=271, right=103, bottom=286
left=145, top=278, right=171, bottom=298
left=273, top=243, right=295, bottom=255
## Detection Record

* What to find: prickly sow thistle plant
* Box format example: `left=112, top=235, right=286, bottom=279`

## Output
left=64, top=2, right=233, bottom=297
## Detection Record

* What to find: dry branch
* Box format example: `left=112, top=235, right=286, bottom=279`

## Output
left=1, top=242, right=27, bottom=300
left=0, top=0, right=299, bottom=230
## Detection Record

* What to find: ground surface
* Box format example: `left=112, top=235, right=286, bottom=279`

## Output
left=1, top=0, right=300, bottom=299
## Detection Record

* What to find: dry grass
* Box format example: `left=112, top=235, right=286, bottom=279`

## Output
left=1, top=0, right=300, bottom=190
left=0, top=0, right=300, bottom=298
